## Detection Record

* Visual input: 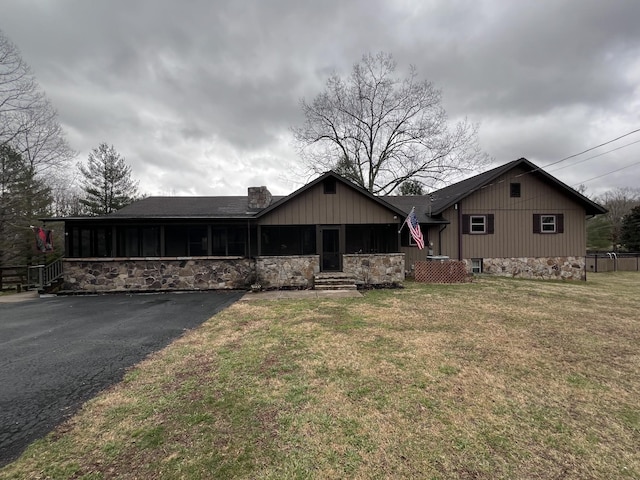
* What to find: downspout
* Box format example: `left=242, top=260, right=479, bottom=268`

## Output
left=438, top=225, right=447, bottom=256
left=457, top=202, right=463, bottom=261
left=247, top=219, right=251, bottom=257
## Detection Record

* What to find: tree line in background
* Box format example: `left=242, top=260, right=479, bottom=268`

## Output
left=1, top=30, right=139, bottom=268
left=587, top=187, right=640, bottom=252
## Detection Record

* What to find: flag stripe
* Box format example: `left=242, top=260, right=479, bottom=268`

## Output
left=406, top=208, right=424, bottom=249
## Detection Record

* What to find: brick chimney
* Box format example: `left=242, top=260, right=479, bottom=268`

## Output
left=248, top=186, right=272, bottom=209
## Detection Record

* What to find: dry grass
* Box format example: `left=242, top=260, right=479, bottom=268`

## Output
left=1, top=272, right=639, bottom=479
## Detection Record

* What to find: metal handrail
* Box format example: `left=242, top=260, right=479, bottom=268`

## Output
left=27, top=258, right=64, bottom=290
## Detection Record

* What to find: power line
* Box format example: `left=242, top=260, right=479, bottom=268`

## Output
left=548, top=139, right=640, bottom=173
left=574, top=160, right=640, bottom=186
left=540, top=127, right=640, bottom=169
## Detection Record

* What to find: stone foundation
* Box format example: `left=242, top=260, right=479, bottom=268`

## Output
left=343, top=253, right=405, bottom=286
left=63, top=257, right=255, bottom=292
left=62, top=253, right=406, bottom=292
left=465, top=257, right=586, bottom=281
left=255, top=255, right=319, bottom=289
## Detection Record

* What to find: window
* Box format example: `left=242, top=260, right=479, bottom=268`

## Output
left=323, top=178, right=336, bottom=194
left=462, top=214, right=494, bottom=235
left=165, top=226, right=210, bottom=256
left=510, top=183, right=521, bottom=198
left=261, top=225, right=316, bottom=255
left=541, top=215, right=556, bottom=233
left=470, top=215, right=486, bottom=233
left=69, top=226, right=112, bottom=257
left=188, top=226, right=208, bottom=256
left=533, top=214, right=564, bottom=234
left=471, top=258, right=483, bottom=274
left=347, top=224, right=397, bottom=253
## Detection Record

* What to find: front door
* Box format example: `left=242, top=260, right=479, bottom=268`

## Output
left=321, top=227, right=340, bottom=271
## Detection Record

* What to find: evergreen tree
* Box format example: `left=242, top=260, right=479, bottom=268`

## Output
left=0, top=144, right=52, bottom=265
left=79, top=143, right=139, bottom=215
left=620, top=206, right=640, bottom=251
left=399, top=180, right=425, bottom=195
left=586, top=215, right=613, bottom=251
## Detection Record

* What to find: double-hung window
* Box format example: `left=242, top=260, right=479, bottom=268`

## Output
left=541, top=215, right=556, bottom=233
left=462, top=214, right=494, bottom=235
left=533, top=214, right=564, bottom=234
left=470, top=215, right=486, bottom=233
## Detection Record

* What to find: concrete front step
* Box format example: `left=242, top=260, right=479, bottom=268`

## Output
left=314, top=272, right=358, bottom=290
left=315, top=284, right=358, bottom=291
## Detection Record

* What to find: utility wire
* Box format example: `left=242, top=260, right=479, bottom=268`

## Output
left=539, top=127, right=640, bottom=170
left=574, top=160, right=640, bottom=186
left=548, top=139, right=640, bottom=173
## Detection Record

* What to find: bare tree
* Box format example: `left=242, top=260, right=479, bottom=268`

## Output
left=79, top=143, right=139, bottom=215
left=293, top=52, right=489, bottom=194
left=49, top=172, right=86, bottom=217
left=11, top=98, right=75, bottom=175
left=0, top=30, right=43, bottom=148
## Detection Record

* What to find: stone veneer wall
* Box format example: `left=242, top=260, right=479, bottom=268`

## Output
left=343, top=253, right=405, bottom=286
left=255, top=255, right=319, bottom=289
left=63, top=257, right=255, bottom=292
left=62, top=253, right=406, bottom=292
left=464, top=257, right=586, bottom=281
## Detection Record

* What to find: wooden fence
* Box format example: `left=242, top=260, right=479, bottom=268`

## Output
left=586, top=253, right=640, bottom=273
left=0, top=265, right=28, bottom=291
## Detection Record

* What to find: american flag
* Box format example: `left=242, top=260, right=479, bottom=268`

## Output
left=406, top=208, right=424, bottom=249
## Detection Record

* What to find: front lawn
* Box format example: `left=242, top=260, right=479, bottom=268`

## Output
left=2, top=273, right=639, bottom=479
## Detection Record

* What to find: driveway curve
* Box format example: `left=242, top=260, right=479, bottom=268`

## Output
left=0, top=291, right=242, bottom=467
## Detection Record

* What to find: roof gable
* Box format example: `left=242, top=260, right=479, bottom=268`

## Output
left=428, top=158, right=607, bottom=216
left=256, top=171, right=408, bottom=219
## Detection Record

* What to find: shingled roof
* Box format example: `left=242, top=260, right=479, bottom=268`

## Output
left=425, top=157, right=607, bottom=216
left=49, top=158, right=605, bottom=223
left=102, top=195, right=288, bottom=219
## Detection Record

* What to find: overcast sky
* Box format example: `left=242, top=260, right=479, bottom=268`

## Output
left=3, top=0, right=640, bottom=198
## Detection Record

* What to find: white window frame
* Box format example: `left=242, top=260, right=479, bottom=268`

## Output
left=471, top=258, right=483, bottom=274
left=470, top=215, right=486, bottom=234
left=541, top=215, right=556, bottom=233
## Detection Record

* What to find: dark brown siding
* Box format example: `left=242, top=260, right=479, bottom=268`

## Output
left=258, top=181, right=399, bottom=225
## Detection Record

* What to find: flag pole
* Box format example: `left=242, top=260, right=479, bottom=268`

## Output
left=398, top=206, right=414, bottom=234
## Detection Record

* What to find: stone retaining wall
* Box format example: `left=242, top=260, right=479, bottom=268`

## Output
left=343, top=253, right=405, bottom=286
left=62, top=253, right=406, bottom=292
left=255, top=255, right=319, bottom=289
left=465, top=257, right=586, bottom=281
left=63, top=257, right=255, bottom=292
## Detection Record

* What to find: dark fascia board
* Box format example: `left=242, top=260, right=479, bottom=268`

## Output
left=40, top=215, right=253, bottom=222
left=431, top=157, right=607, bottom=216
left=108, top=215, right=252, bottom=220
left=255, top=170, right=409, bottom=219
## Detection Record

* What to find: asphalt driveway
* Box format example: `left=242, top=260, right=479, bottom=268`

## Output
left=0, top=291, right=243, bottom=467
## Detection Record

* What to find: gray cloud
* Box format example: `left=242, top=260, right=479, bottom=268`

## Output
left=2, top=0, right=639, bottom=197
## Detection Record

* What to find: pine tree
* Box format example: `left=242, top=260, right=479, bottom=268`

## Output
left=620, top=206, right=640, bottom=252
left=399, top=180, right=425, bottom=195
left=79, top=143, right=139, bottom=215
left=0, top=144, right=52, bottom=265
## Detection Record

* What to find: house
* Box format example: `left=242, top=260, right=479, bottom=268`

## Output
left=56, top=157, right=606, bottom=292
left=390, top=157, right=607, bottom=279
